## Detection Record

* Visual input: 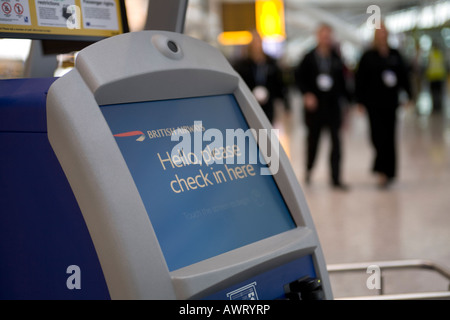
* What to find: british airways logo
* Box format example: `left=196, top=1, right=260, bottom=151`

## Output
left=113, top=131, right=146, bottom=142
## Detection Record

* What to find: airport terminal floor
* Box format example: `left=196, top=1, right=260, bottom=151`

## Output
left=276, top=88, right=450, bottom=299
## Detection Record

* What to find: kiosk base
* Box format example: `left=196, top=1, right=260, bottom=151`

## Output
left=202, top=255, right=322, bottom=300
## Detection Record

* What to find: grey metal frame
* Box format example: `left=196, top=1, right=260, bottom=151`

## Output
left=144, top=0, right=188, bottom=33
left=328, top=259, right=450, bottom=300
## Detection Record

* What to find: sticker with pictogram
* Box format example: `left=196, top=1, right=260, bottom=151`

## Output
left=1, top=2, right=12, bottom=15
left=0, top=0, right=31, bottom=25
left=14, top=3, right=24, bottom=15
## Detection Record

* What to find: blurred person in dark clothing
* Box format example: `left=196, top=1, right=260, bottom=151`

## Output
left=295, top=23, right=351, bottom=190
left=355, top=23, right=412, bottom=189
left=233, top=31, right=286, bottom=124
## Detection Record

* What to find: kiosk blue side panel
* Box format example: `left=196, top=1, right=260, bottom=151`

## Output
left=0, top=78, right=110, bottom=299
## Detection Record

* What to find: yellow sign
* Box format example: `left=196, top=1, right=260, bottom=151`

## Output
left=255, top=0, right=285, bottom=41
left=0, top=0, right=126, bottom=39
left=218, top=31, right=253, bottom=46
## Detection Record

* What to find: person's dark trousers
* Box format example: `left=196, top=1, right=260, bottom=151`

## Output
left=305, top=111, right=342, bottom=185
left=367, top=106, right=397, bottom=179
left=430, top=81, right=443, bottom=113
left=261, top=102, right=274, bottom=124
left=328, top=118, right=342, bottom=185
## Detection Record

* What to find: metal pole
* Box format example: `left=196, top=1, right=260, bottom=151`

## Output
left=144, top=0, right=189, bottom=33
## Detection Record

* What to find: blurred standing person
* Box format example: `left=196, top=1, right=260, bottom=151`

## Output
left=426, top=42, right=447, bottom=113
left=355, top=23, right=412, bottom=188
left=233, top=31, right=286, bottom=124
left=295, top=23, right=350, bottom=190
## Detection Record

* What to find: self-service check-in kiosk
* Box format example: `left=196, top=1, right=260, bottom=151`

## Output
left=0, top=30, right=332, bottom=300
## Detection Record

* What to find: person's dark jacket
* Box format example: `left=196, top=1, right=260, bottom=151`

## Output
left=355, top=48, right=411, bottom=108
left=295, top=48, right=351, bottom=117
left=234, top=55, right=285, bottom=121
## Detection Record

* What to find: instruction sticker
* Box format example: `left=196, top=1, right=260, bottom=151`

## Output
left=81, top=0, right=118, bottom=30
left=0, top=0, right=31, bottom=26
left=35, top=0, right=76, bottom=28
left=0, top=0, right=124, bottom=38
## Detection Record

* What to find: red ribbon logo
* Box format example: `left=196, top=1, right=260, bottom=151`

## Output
left=113, top=131, right=146, bottom=142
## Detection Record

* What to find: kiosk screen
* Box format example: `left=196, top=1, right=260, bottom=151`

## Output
left=100, top=94, right=296, bottom=271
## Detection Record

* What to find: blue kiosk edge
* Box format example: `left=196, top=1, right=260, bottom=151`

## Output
left=0, top=77, right=110, bottom=299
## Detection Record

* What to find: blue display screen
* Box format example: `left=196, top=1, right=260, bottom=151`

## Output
left=100, top=94, right=296, bottom=271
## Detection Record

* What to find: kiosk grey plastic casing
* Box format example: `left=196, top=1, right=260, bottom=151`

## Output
left=47, top=30, right=332, bottom=300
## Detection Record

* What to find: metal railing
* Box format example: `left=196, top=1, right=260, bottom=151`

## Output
left=327, top=259, right=450, bottom=300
